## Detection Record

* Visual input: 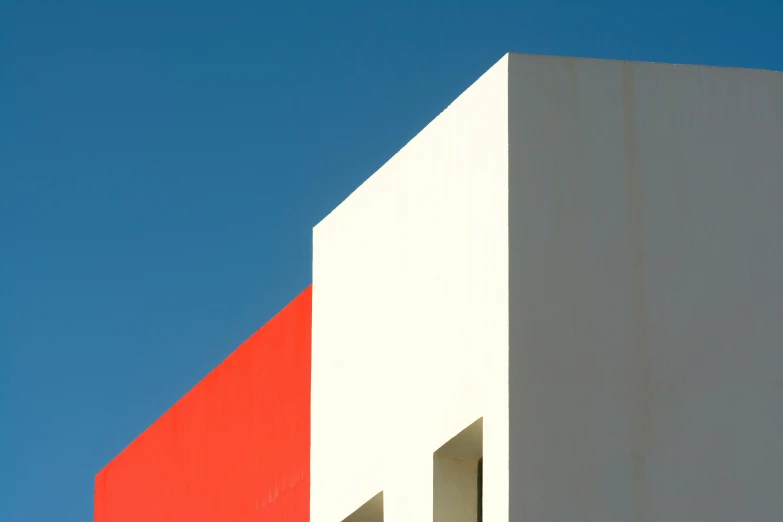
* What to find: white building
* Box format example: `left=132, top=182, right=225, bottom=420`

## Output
left=312, top=53, right=783, bottom=522
left=97, top=54, right=783, bottom=522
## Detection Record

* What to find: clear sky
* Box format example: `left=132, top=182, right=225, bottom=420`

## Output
left=1, top=1, right=781, bottom=521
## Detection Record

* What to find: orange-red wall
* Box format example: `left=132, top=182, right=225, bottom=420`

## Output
left=94, top=286, right=311, bottom=522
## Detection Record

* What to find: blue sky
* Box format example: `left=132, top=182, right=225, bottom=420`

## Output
left=1, top=1, right=781, bottom=521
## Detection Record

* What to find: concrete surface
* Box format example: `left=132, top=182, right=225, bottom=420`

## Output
left=509, top=53, right=783, bottom=522
left=311, top=52, right=783, bottom=521
left=311, top=55, right=509, bottom=522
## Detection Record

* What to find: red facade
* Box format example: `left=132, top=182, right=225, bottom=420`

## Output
left=94, top=286, right=311, bottom=522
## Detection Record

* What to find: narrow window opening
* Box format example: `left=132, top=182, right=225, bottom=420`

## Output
left=433, top=417, right=483, bottom=522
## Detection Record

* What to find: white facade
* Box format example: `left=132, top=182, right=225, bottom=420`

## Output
left=312, top=54, right=509, bottom=522
left=311, top=54, right=783, bottom=522
left=508, top=55, right=783, bottom=522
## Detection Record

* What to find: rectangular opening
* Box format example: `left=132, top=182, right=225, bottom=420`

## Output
left=433, top=417, right=483, bottom=522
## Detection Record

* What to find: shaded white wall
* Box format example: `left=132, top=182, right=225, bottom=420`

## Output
left=433, top=457, right=479, bottom=522
left=508, top=54, right=783, bottom=522
left=311, top=56, right=509, bottom=522
left=433, top=419, right=484, bottom=522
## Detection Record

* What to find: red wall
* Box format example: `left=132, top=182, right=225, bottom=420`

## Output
left=94, top=286, right=311, bottom=522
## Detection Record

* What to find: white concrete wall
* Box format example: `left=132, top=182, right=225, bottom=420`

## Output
left=508, top=54, right=783, bottom=522
left=311, top=56, right=509, bottom=522
left=314, top=52, right=782, bottom=522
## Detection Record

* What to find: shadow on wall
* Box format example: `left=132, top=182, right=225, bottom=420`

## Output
left=339, top=417, right=484, bottom=522
left=342, top=491, right=383, bottom=522
left=434, top=417, right=483, bottom=522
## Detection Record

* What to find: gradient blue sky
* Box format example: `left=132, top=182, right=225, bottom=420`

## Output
left=1, top=1, right=781, bottom=521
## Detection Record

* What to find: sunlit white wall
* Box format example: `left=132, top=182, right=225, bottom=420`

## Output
left=312, top=55, right=509, bottom=522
